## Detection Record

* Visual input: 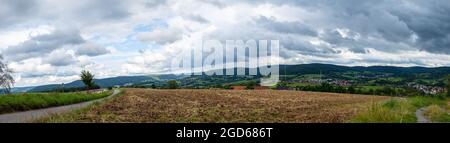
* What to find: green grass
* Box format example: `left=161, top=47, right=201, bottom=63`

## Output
left=423, top=105, right=450, bottom=122
left=35, top=102, right=101, bottom=123
left=352, top=99, right=416, bottom=123
left=0, top=91, right=112, bottom=114
left=408, top=96, right=447, bottom=108
left=352, top=96, right=449, bottom=123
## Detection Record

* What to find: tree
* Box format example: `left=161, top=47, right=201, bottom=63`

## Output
left=347, top=86, right=356, bottom=94
left=167, top=80, right=178, bottom=89
left=0, top=55, right=14, bottom=94
left=320, top=83, right=333, bottom=92
left=245, top=81, right=257, bottom=89
left=80, top=70, right=95, bottom=90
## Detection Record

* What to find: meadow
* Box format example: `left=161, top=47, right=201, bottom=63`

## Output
left=0, top=91, right=112, bottom=114
left=352, top=96, right=450, bottom=123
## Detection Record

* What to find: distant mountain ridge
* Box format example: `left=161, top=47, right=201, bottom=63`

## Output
left=280, top=64, right=450, bottom=75
left=10, top=86, right=36, bottom=93
left=28, top=76, right=155, bottom=92
left=18, top=63, right=450, bottom=92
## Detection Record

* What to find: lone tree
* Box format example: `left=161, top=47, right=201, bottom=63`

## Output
left=167, top=80, right=178, bottom=89
left=80, top=70, right=95, bottom=90
left=0, top=55, right=14, bottom=94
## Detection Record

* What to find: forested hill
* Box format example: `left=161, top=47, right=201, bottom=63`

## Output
left=22, top=64, right=450, bottom=92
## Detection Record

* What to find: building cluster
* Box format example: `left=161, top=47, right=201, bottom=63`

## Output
left=290, top=79, right=354, bottom=87
left=289, top=79, right=322, bottom=84
left=406, top=82, right=446, bottom=95
left=354, top=73, right=392, bottom=79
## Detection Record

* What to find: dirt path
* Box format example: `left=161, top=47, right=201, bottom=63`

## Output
left=0, top=89, right=120, bottom=123
left=416, top=107, right=431, bottom=123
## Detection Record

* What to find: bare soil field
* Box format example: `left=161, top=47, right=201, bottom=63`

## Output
left=42, top=88, right=389, bottom=123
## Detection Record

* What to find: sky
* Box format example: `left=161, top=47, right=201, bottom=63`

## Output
left=1, top=0, right=450, bottom=87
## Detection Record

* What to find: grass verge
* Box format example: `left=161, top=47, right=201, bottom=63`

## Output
left=0, top=91, right=112, bottom=114
left=423, top=104, right=450, bottom=122
left=351, top=99, right=416, bottom=123
left=35, top=90, right=123, bottom=123
left=352, top=96, right=449, bottom=123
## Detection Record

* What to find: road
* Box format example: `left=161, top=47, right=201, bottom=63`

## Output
left=416, top=107, right=431, bottom=123
left=0, top=89, right=120, bottom=123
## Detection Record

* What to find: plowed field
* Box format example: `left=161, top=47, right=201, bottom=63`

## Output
left=44, top=88, right=388, bottom=123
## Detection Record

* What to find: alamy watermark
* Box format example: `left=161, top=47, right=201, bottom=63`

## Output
left=170, top=39, right=280, bottom=86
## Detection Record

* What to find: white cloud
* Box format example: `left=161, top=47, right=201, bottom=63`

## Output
left=0, top=25, right=53, bottom=50
left=44, top=49, right=78, bottom=66
left=137, top=27, right=183, bottom=45
left=9, top=58, right=57, bottom=78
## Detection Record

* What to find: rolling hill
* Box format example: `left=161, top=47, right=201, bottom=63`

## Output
left=18, top=63, right=450, bottom=92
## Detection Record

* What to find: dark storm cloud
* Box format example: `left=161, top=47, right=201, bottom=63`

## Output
left=250, top=0, right=450, bottom=54
left=280, top=35, right=338, bottom=57
left=390, top=0, right=450, bottom=54
left=202, top=0, right=422, bottom=55
left=255, top=16, right=317, bottom=36
left=310, top=0, right=450, bottom=54
left=191, top=0, right=449, bottom=55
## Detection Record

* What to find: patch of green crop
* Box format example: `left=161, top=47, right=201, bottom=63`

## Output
left=0, top=91, right=112, bottom=114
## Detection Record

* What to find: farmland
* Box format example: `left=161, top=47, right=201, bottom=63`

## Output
left=41, top=88, right=388, bottom=123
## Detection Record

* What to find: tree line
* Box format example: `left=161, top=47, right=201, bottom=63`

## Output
left=276, top=82, right=440, bottom=97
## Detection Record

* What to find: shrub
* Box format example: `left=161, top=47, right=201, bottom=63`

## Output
left=424, top=105, right=444, bottom=118
left=167, top=80, right=178, bottom=89
left=424, top=105, right=450, bottom=122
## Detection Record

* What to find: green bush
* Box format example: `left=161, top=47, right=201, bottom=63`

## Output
left=167, top=80, right=178, bottom=89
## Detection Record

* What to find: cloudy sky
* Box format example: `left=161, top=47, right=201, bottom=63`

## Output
left=1, top=0, right=450, bottom=87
